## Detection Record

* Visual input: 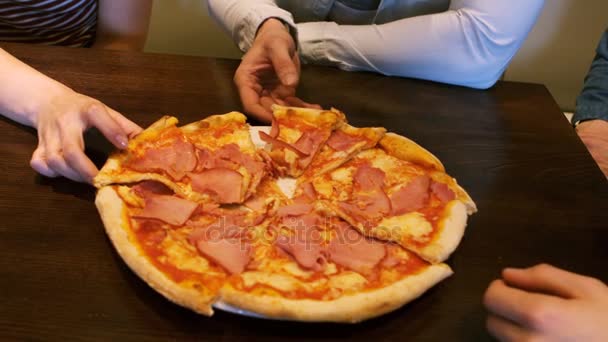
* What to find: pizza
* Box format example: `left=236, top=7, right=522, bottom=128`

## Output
left=93, top=105, right=476, bottom=323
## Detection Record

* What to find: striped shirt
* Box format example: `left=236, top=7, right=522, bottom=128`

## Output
left=0, top=0, right=97, bottom=48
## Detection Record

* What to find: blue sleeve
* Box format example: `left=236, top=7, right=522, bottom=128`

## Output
left=573, top=29, right=608, bottom=124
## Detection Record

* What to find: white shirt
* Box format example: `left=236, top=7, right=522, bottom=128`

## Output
left=207, top=0, right=545, bottom=89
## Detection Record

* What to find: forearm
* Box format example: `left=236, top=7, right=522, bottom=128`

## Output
left=94, top=0, right=152, bottom=51
left=297, top=0, right=544, bottom=89
left=574, top=30, right=608, bottom=124
left=207, top=0, right=295, bottom=52
left=0, top=48, right=68, bottom=127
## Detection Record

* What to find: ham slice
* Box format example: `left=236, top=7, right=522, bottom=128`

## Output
left=293, top=132, right=315, bottom=155
left=244, top=195, right=267, bottom=212
left=259, top=131, right=308, bottom=157
left=196, top=238, right=251, bottom=274
left=270, top=117, right=279, bottom=138
left=132, top=181, right=173, bottom=197
left=431, top=181, right=456, bottom=203
left=277, top=203, right=313, bottom=217
left=326, top=130, right=362, bottom=151
left=328, top=222, right=386, bottom=274
left=275, top=228, right=326, bottom=271
left=129, top=139, right=197, bottom=181
left=134, top=195, right=198, bottom=226
left=390, top=175, right=431, bottom=216
left=190, top=168, right=243, bottom=203
left=353, top=164, right=386, bottom=191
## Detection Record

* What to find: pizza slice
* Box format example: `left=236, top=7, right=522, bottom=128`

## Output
left=311, top=133, right=476, bottom=264
left=219, top=202, right=452, bottom=323
left=96, top=176, right=287, bottom=316
left=299, top=123, right=386, bottom=181
left=94, top=113, right=268, bottom=204
left=258, top=105, right=345, bottom=177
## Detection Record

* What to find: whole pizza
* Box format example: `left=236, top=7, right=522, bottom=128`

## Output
left=93, top=106, right=476, bottom=323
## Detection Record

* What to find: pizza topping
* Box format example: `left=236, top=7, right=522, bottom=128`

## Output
left=293, top=132, right=315, bottom=155
left=190, top=168, right=243, bottom=204
left=275, top=227, right=326, bottom=272
left=259, top=131, right=308, bottom=157
left=132, top=180, right=173, bottom=197
left=328, top=222, right=386, bottom=275
left=390, top=175, right=431, bottom=216
left=196, top=238, right=251, bottom=274
left=133, top=195, right=198, bottom=226
left=243, top=195, right=267, bottom=212
left=269, top=117, right=279, bottom=138
left=277, top=203, right=313, bottom=217
left=326, top=129, right=361, bottom=151
left=353, top=164, right=386, bottom=191
left=128, top=138, right=197, bottom=181
left=431, top=181, right=456, bottom=203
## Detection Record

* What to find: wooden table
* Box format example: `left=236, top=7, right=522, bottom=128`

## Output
left=1, top=43, right=606, bottom=341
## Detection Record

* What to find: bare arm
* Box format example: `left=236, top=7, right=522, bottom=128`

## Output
left=0, top=48, right=141, bottom=182
left=93, top=0, right=153, bottom=51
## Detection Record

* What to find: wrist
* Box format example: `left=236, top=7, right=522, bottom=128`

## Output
left=18, top=76, right=72, bottom=128
left=257, top=18, right=290, bottom=38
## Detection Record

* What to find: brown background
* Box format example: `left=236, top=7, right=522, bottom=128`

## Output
left=0, top=43, right=606, bottom=341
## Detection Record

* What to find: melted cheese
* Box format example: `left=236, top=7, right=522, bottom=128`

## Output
left=160, top=234, right=211, bottom=273
left=328, top=272, right=368, bottom=292
left=377, top=212, right=433, bottom=243
left=241, top=271, right=307, bottom=292
left=117, top=186, right=144, bottom=208
left=279, top=127, right=303, bottom=144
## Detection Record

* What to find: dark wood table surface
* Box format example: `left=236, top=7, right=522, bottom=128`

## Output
left=1, top=43, right=606, bottom=341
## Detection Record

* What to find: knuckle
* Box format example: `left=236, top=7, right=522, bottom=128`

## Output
left=45, top=152, right=63, bottom=167
left=62, top=145, right=80, bottom=162
left=523, top=303, right=552, bottom=330
left=581, top=276, right=605, bottom=291
left=85, top=101, right=105, bottom=116
left=531, top=263, right=552, bottom=276
left=482, top=280, right=501, bottom=307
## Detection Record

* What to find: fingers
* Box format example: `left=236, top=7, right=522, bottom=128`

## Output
left=503, top=264, right=605, bottom=299
left=483, top=279, right=564, bottom=329
left=486, top=314, right=536, bottom=342
left=84, top=102, right=129, bottom=149
left=30, top=145, right=59, bottom=178
left=106, top=106, right=143, bottom=139
left=234, top=68, right=272, bottom=122
left=39, top=126, right=86, bottom=182
left=59, top=123, right=98, bottom=183
left=267, top=44, right=299, bottom=87
left=285, top=96, right=322, bottom=109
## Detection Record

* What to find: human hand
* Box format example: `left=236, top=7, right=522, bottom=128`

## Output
left=30, top=85, right=142, bottom=183
left=234, top=18, right=320, bottom=122
left=576, top=119, right=608, bottom=178
left=483, top=264, right=608, bottom=342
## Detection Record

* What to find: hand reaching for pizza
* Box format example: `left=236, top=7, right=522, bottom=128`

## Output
left=234, top=18, right=320, bottom=122
left=483, top=264, right=608, bottom=342
left=576, top=119, right=608, bottom=178
left=29, top=86, right=142, bottom=183
left=0, top=48, right=142, bottom=184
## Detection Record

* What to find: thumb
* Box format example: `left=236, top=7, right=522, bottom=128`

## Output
left=84, top=102, right=129, bottom=149
left=268, top=45, right=299, bottom=87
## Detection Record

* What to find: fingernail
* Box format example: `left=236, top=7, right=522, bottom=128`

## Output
left=284, top=74, right=297, bottom=86
left=116, top=135, right=128, bottom=148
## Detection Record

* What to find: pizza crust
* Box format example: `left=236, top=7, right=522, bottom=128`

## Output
left=379, top=132, right=445, bottom=172
left=218, top=263, right=452, bottom=323
left=271, top=105, right=346, bottom=126
left=407, top=200, right=468, bottom=264
left=95, top=186, right=216, bottom=316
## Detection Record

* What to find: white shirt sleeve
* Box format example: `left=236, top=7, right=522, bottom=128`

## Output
left=206, top=0, right=297, bottom=53
left=207, top=0, right=545, bottom=89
